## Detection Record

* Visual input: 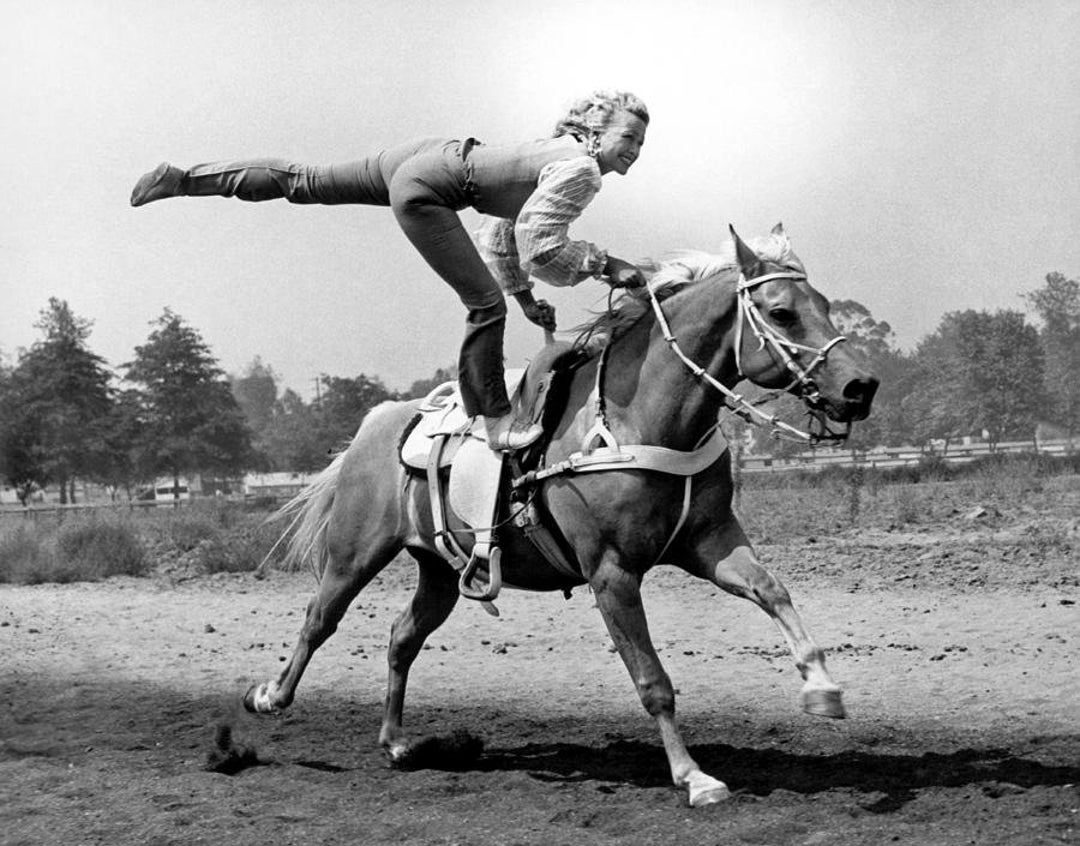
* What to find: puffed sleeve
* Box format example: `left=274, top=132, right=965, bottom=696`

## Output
left=514, top=156, right=608, bottom=287
left=475, top=216, right=532, bottom=294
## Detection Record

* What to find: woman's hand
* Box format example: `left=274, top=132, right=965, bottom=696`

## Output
left=524, top=299, right=557, bottom=331
left=604, top=256, right=646, bottom=288
left=513, top=291, right=557, bottom=331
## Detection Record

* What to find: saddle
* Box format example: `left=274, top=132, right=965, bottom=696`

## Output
left=399, top=342, right=585, bottom=610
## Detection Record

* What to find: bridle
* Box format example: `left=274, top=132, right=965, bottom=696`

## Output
left=735, top=271, right=847, bottom=403
left=647, top=269, right=851, bottom=444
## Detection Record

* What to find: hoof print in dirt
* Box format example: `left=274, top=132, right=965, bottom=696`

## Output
left=205, top=723, right=262, bottom=775
left=390, top=730, right=484, bottom=771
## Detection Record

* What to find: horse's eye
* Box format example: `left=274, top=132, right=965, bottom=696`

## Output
left=769, top=308, right=796, bottom=325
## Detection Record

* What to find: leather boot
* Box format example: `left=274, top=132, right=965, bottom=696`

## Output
left=130, top=162, right=186, bottom=206
left=484, top=413, right=543, bottom=451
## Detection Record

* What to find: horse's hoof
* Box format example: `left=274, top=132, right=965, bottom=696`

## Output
left=802, top=687, right=846, bottom=719
left=243, top=682, right=280, bottom=715
left=383, top=742, right=411, bottom=768
left=687, top=772, right=731, bottom=807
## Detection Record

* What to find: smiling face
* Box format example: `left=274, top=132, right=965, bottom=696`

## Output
left=593, top=111, right=647, bottom=176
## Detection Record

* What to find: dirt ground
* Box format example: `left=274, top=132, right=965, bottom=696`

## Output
left=2, top=486, right=1079, bottom=845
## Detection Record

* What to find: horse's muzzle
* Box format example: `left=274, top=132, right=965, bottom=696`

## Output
left=839, top=376, right=879, bottom=421
left=805, top=375, right=878, bottom=422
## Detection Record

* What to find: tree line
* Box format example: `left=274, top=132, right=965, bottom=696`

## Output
left=1, top=270, right=1077, bottom=503
left=0, top=301, right=449, bottom=505
left=828, top=271, right=1079, bottom=454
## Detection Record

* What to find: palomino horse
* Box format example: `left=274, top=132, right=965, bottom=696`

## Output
left=245, top=225, right=879, bottom=806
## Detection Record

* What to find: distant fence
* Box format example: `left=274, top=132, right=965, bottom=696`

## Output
left=3, top=439, right=1076, bottom=518
left=0, top=499, right=193, bottom=522
left=742, top=438, right=1076, bottom=475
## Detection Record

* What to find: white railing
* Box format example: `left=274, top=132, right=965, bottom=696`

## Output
left=741, top=438, right=1076, bottom=474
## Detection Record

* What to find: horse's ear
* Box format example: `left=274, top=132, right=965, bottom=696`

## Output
left=771, top=222, right=785, bottom=236
left=729, top=225, right=762, bottom=276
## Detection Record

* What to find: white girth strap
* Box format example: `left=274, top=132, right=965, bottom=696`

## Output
left=516, top=388, right=726, bottom=568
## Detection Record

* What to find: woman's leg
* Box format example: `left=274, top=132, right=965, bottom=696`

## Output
left=389, top=195, right=510, bottom=418
left=131, top=157, right=393, bottom=206
left=388, top=156, right=541, bottom=448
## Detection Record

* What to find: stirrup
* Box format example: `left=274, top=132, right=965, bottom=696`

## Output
left=458, top=546, right=502, bottom=602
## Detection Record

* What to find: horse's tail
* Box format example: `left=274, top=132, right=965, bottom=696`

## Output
left=257, top=447, right=349, bottom=579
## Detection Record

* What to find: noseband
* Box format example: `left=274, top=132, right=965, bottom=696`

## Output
left=647, top=270, right=849, bottom=444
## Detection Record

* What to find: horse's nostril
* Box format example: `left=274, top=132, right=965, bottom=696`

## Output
left=843, top=377, right=879, bottom=405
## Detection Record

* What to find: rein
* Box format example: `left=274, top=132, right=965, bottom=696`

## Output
left=648, top=270, right=849, bottom=444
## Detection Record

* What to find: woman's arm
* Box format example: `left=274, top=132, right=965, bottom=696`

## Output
left=475, top=217, right=532, bottom=294
left=475, top=218, right=556, bottom=329
left=513, top=157, right=609, bottom=287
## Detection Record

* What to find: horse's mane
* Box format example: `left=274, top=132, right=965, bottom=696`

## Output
left=572, top=230, right=805, bottom=351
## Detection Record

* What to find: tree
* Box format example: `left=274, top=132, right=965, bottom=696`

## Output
left=829, top=300, right=896, bottom=362
left=0, top=299, right=115, bottom=503
left=315, top=373, right=397, bottom=449
left=259, top=388, right=327, bottom=472
left=124, top=309, right=254, bottom=491
left=1024, top=272, right=1080, bottom=439
left=231, top=356, right=279, bottom=435
left=404, top=364, right=457, bottom=400
left=0, top=397, right=47, bottom=504
left=234, top=364, right=453, bottom=473
left=908, top=309, right=1044, bottom=448
left=89, top=388, right=150, bottom=500
left=231, top=357, right=281, bottom=470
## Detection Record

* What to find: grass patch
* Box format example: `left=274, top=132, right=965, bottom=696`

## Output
left=0, top=500, right=281, bottom=584
left=0, top=526, right=57, bottom=584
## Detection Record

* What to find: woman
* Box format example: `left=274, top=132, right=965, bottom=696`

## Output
left=130, top=90, right=649, bottom=450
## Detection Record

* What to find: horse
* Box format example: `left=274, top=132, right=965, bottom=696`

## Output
left=244, top=224, right=880, bottom=807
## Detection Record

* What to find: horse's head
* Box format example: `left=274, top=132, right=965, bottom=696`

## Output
left=730, top=224, right=879, bottom=427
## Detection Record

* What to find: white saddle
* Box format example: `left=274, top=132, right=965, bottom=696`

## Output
left=400, top=370, right=526, bottom=470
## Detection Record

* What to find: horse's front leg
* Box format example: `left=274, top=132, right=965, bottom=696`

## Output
left=590, top=554, right=730, bottom=807
left=682, top=520, right=845, bottom=719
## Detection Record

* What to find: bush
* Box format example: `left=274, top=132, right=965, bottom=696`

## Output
left=141, top=500, right=280, bottom=575
left=190, top=520, right=281, bottom=574
left=56, top=522, right=148, bottom=580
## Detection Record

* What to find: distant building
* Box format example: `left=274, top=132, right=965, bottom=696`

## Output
left=243, top=472, right=316, bottom=500
left=135, top=477, right=197, bottom=503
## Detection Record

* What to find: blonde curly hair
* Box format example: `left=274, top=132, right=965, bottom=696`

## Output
left=553, top=90, right=650, bottom=139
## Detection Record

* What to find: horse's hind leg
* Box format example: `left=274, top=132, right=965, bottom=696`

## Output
left=379, top=550, right=459, bottom=763
left=683, top=521, right=845, bottom=719
left=245, top=530, right=403, bottom=715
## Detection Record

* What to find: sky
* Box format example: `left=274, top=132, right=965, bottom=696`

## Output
left=2, top=0, right=1078, bottom=399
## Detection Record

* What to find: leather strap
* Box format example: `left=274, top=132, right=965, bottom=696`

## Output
left=427, top=434, right=468, bottom=571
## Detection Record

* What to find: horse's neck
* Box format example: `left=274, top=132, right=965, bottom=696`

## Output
left=604, top=284, right=740, bottom=449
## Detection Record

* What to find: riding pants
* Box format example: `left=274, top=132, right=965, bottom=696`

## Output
left=178, top=139, right=510, bottom=418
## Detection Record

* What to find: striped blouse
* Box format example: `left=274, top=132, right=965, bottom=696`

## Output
left=474, top=156, right=608, bottom=295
